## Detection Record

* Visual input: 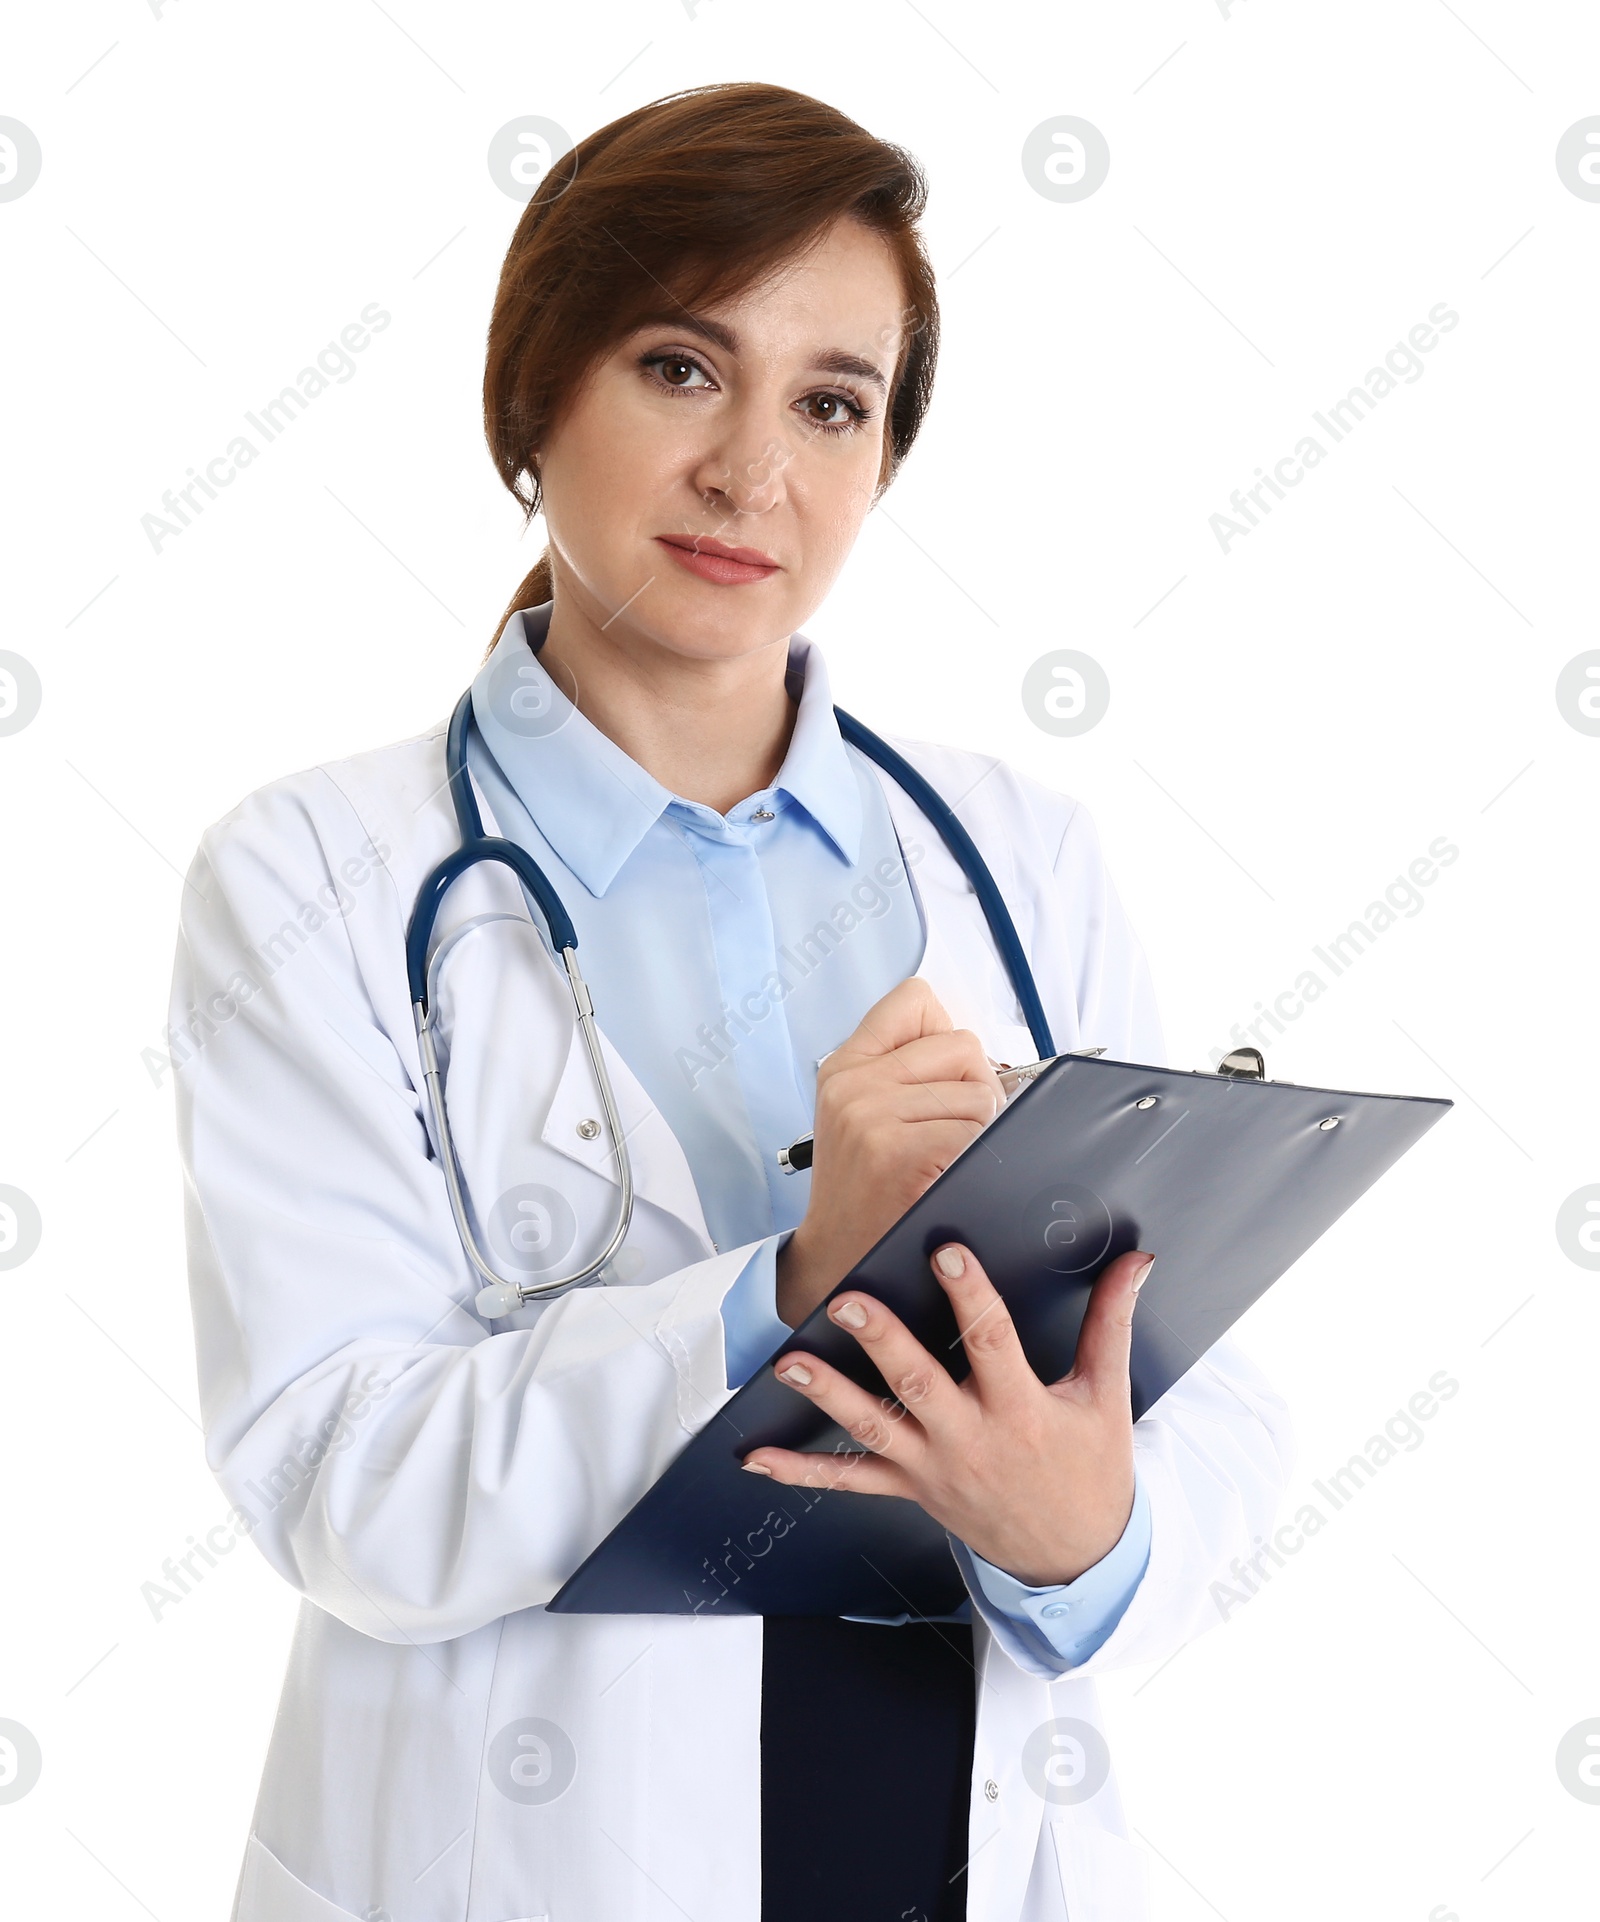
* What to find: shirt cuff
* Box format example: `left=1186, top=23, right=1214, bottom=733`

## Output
left=719, top=1231, right=797, bottom=1389
left=950, top=1469, right=1152, bottom=1671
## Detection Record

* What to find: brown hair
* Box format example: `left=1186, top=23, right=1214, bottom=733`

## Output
left=482, top=82, right=939, bottom=647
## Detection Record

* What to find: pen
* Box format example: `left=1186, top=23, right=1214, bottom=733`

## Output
left=775, top=1049, right=1105, bottom=1172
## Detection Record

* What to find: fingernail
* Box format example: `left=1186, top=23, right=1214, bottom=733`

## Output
left=1131, top=1255, right=1155, bottom=1293
left=934, top=1246, right=966, bottom=1279
left=777, top=1362, right=813, bottom=1386
left=831, top=1299, right=868, bottom=1329
left=742, top=1460, right=773, bottom=1476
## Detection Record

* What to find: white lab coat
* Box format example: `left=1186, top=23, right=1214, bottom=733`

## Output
left=172, top=709, right=1293, bottom=1922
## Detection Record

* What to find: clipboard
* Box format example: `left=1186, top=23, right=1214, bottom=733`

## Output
left=547, top=1051, right=1451, bottom=1619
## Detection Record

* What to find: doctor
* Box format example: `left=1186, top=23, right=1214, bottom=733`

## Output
left=173, top=82, right=1291, bottom=1922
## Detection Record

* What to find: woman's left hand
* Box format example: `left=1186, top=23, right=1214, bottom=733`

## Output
left=741, top=1242, right=1154, bottom=1588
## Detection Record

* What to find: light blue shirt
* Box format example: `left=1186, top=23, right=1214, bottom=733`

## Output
left=467, top=604, right=1150, bottom=1668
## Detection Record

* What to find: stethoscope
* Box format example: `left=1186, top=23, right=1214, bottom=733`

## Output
left=409, top=685, right=1057, bottom=1320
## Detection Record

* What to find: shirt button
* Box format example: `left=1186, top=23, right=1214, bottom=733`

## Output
left=1041, top=1602, right=1072, bottom=1619
left=749, top=807, right=775, bottom=822
left=576, top=1118, right=602, bottom=1140
left=983, top=1778, right=999, bottom=1802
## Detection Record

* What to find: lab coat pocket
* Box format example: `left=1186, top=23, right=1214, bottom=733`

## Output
left=236, top=1832, right=546, bottom=1922
left=234, top=1832, right=367, bottom=1921
left=1049, top=1820, right=1152, bottom=1921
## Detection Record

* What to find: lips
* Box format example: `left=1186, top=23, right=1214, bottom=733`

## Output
left=655, top=534, right=781, bottom=586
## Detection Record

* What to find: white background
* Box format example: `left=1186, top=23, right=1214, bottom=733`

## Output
left=2, top=2, right=1597, bottom=1917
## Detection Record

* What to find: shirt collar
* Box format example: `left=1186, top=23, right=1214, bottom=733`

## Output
left=469, top=604, right=864, bottom=897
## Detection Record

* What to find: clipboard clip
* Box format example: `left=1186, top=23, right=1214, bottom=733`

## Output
left=995, top=1045, right=1105, bottom=1097
left=1214, top=1046, right=1268, bottom=1080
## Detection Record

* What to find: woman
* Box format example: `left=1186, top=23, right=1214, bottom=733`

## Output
left=174, top=83, right=1291, bottom=1922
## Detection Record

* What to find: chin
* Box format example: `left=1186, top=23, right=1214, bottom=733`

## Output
left=633, top=576, right=800, bottom=662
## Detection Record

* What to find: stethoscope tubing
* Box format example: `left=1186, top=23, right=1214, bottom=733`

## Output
left=408, top=684, right=1054, bottom=1318
left=410, top=693, right=632, bottom=1316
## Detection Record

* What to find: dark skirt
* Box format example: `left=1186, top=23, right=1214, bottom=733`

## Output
left=760, top=1616, right=977, bottom=1922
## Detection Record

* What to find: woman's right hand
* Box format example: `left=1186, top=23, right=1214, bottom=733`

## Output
left=774, top=978, right=1007, bottom=1328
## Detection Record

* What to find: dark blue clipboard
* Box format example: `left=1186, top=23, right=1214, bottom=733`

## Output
left=547, top=1053, right=1451, bottom=1619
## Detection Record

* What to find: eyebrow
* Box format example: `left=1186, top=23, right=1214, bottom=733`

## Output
left=630, top=310, right=890, bottom=394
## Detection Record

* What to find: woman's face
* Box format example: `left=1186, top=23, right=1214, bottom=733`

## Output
left=535, top=216, right=908, bottom=663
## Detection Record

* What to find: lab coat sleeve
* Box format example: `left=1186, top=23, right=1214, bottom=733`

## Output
left=960, top=792, right=1296, bottom=1678
left=173, top=776, right=756, bottom=1647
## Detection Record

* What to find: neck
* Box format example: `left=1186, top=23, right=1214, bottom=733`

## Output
left=537, top=590, right=798, bottom=814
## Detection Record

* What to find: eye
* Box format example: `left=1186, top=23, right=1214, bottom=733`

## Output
left=798, top=389, right=872, bottom=436
left=639, top=350, right=717, bottom=393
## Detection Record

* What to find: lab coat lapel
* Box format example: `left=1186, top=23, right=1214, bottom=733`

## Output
left=462, top=773, right=715, bottom=1250
left=539, top=1012, right=714, bottom=1249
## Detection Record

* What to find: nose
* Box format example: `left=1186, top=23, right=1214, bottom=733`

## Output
left=690, top=398, right=791, bottom=521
